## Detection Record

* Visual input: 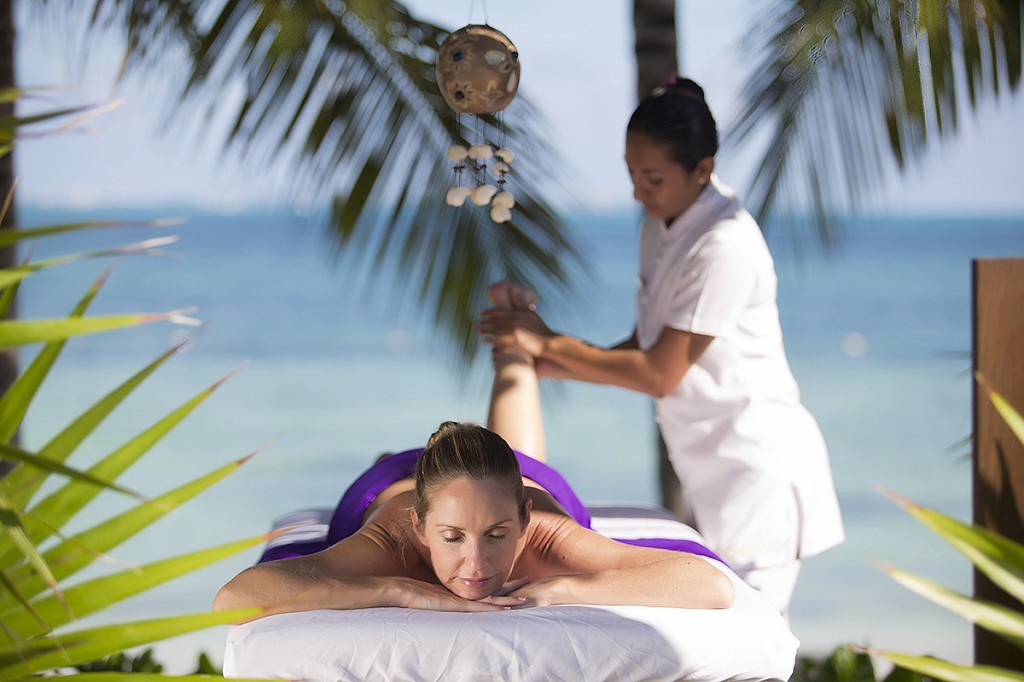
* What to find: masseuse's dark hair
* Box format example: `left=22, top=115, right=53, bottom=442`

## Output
left=627, top=76, right=718, bottom=171
left=414, top=421, right=527, bottom=522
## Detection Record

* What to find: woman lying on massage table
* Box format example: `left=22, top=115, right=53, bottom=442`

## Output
left=213, top=348, right=735, bottom=619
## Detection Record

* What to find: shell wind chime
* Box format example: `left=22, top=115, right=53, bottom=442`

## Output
left=436, top=24, right=520, bottom=223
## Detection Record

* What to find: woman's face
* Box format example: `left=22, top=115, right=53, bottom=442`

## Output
left=625, top=131, right=713, bottom=223
left=412, top=476, right=529, bottom=600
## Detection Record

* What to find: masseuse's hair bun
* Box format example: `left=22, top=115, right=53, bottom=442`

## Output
left=653, top=75, right=706, bottom=100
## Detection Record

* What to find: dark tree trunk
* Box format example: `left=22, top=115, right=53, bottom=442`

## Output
left=633, top=0, right=683, bottom=519
left=0, top=0, right=18, bottom=471
left=633, top=0, right=678, bottom=101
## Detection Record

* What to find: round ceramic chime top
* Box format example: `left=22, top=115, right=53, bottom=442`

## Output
left=437, top=24, right=520, bottom=223
left=436, top=24, right=520, bottom=113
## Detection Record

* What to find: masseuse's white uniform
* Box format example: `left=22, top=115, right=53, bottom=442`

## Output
left=637, top=175, right=844, bottom=613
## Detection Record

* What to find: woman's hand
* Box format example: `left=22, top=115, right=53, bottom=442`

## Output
left=494, top=576, right=532, bottom=596
left=506, top=576, right=568, bottom=607
left=476, top=309, right=554, bottom=358
left=396, top=578, right=527, bottom=612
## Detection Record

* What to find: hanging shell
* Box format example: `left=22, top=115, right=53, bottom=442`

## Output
left=490, top=205, right=512, bottom=223
left=492, top=191, right=515, bottom=208
left=495, top=147, right=515, bottom=162
left=468, top=144, right=494, bottom=160
left=447, top=145, right=469, bottom=162
left=471, top=184, right=498, bottom=206
left=446, top=186, right=473, bottom=207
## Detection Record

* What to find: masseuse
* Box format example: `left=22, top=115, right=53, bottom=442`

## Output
left=213, top=326, right=735, bottom=619
left=476, top=77, right=844, bottom=615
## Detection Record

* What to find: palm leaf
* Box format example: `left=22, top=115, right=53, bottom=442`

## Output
left=883, top=489, right=1024, bottom=607
left=0, top=309, right=198, bottom=348
left=879, top=563, right=1024, bottom=649
left=33, top=1, right=582, bottom=363
left=0, top=489, right=66, bottom=617
left=173, top=0, right=580, bottom=364
left=976, top=373, right=1024, bottom=446
left=4, top=453, right=252, bottom=605
left=0, top=266, right=108, bottom=442
left=728, top=0, right=1021, bottom=231
left=8, top=671, right=266, bottom=675
left=0, top=444, right=139, bottom=499
left=0, top=217, right=181, bottom=249
left=0, top=237, right=178, bottom=291
left=0, top=105, right=96, bottom=137
left=0, top=343, right=185, bottom=512
left=870, top=649, right=1024, bottom=682
left=0, top=609, right=260, bottom=679
left=1, top=534, right=269, bottom=638
left=10, top=368, right=239, bottom=558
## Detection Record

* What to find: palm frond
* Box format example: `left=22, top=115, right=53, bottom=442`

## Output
left=727, top=0, right=1021, bottom=236
left=175, top=0, right=581, bottom=364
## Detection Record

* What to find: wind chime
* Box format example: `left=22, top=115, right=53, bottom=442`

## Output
left=435, top=23, right=520, bottom=223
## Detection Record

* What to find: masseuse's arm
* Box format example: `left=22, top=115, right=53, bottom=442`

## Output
left=477, top=311, right=711, bottom=397
left=514, top=521, right=735, bottom=609
left=213, top=529, right=520, bottom=621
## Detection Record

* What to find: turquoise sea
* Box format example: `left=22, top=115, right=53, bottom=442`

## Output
left=17, top=206, right=1024, bottom=672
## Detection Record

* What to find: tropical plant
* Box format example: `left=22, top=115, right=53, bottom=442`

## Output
left=728, top=0, right=1021, bottom=240
left=0, top=99, right=262, bottom=679
left=20, top=0, right=581, bottom=364
left=866, top=380, right=1024, bottom=682
left=791, top=645, right=935, bottom=682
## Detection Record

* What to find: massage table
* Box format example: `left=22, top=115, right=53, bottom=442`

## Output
left=223, top=504, right=799, bottom=681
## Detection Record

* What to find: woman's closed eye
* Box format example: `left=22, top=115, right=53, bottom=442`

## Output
left=440, top=532, right=508, bottom=543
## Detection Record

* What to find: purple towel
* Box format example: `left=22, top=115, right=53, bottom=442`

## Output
left=259, top=448, right=592, bottom=563
left=258, top=449, right=723, bottom=566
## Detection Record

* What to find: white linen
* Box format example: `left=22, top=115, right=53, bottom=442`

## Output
left=222, top=506, right=799, bottom=681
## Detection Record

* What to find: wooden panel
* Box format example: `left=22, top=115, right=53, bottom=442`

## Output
left=972, top=258, right=1024, bottom=670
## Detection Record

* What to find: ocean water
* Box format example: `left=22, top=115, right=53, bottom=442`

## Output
left=15, top=206, right=1024, bottom=671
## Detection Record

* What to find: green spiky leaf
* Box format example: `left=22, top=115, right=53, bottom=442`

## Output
left=872, top=649, right=1024, bottom=682
left=0, top=343, right=184, bottom=512
left=882, top=564, right=1024, bottom=649
left=885, top=490, right=1024, bottom=606
left=4, top=454, right=252, bottom=605
left=0, top=310, right=197, bottom=348
left=1, top=534, right=269, bottom=638
left=0, top=609, right=261, bottom=678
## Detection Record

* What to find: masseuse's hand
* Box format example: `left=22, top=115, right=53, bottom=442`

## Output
left=476, top=308, right=554, bottom=358
left=396, top=578, right=526, bottom=612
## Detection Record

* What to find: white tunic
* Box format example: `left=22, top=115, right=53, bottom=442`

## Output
left=636, top=175, right=844, bottom=572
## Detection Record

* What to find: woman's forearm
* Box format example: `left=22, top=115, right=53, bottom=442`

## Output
left=518, top=556, right=735, bottom=610
left=540, top=334, right=671, bottom=397
left=214, top=563, right=523, bottom=621
left=213, top=564, right=398, bottom=621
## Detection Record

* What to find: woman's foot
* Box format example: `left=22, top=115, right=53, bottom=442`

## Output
left=486, top=280, right=538, bottom=311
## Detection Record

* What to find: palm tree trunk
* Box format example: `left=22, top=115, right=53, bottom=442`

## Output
left=633, top=0, right=684, bottom=520
left=0, top=0, right=19, bottom=470
left=633, top=0, right=678, bottom=100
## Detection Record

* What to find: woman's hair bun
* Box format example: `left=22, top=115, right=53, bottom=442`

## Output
left=426, top=420, right=461, bottom=448
left=653, top=75, right=706, bottom=100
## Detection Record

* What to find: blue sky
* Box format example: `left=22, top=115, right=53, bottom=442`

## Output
left=13, top=1, right=1024, bottom=215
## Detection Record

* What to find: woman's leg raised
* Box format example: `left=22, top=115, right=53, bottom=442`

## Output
left=485, top=282, right=546, bottom=461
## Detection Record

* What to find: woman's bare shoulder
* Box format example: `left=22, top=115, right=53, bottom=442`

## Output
left=316, top=491, right=432, bottom=580
left=358, top=491, right=419, bottom=548
left=521, top=509, right=584, bottom=575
